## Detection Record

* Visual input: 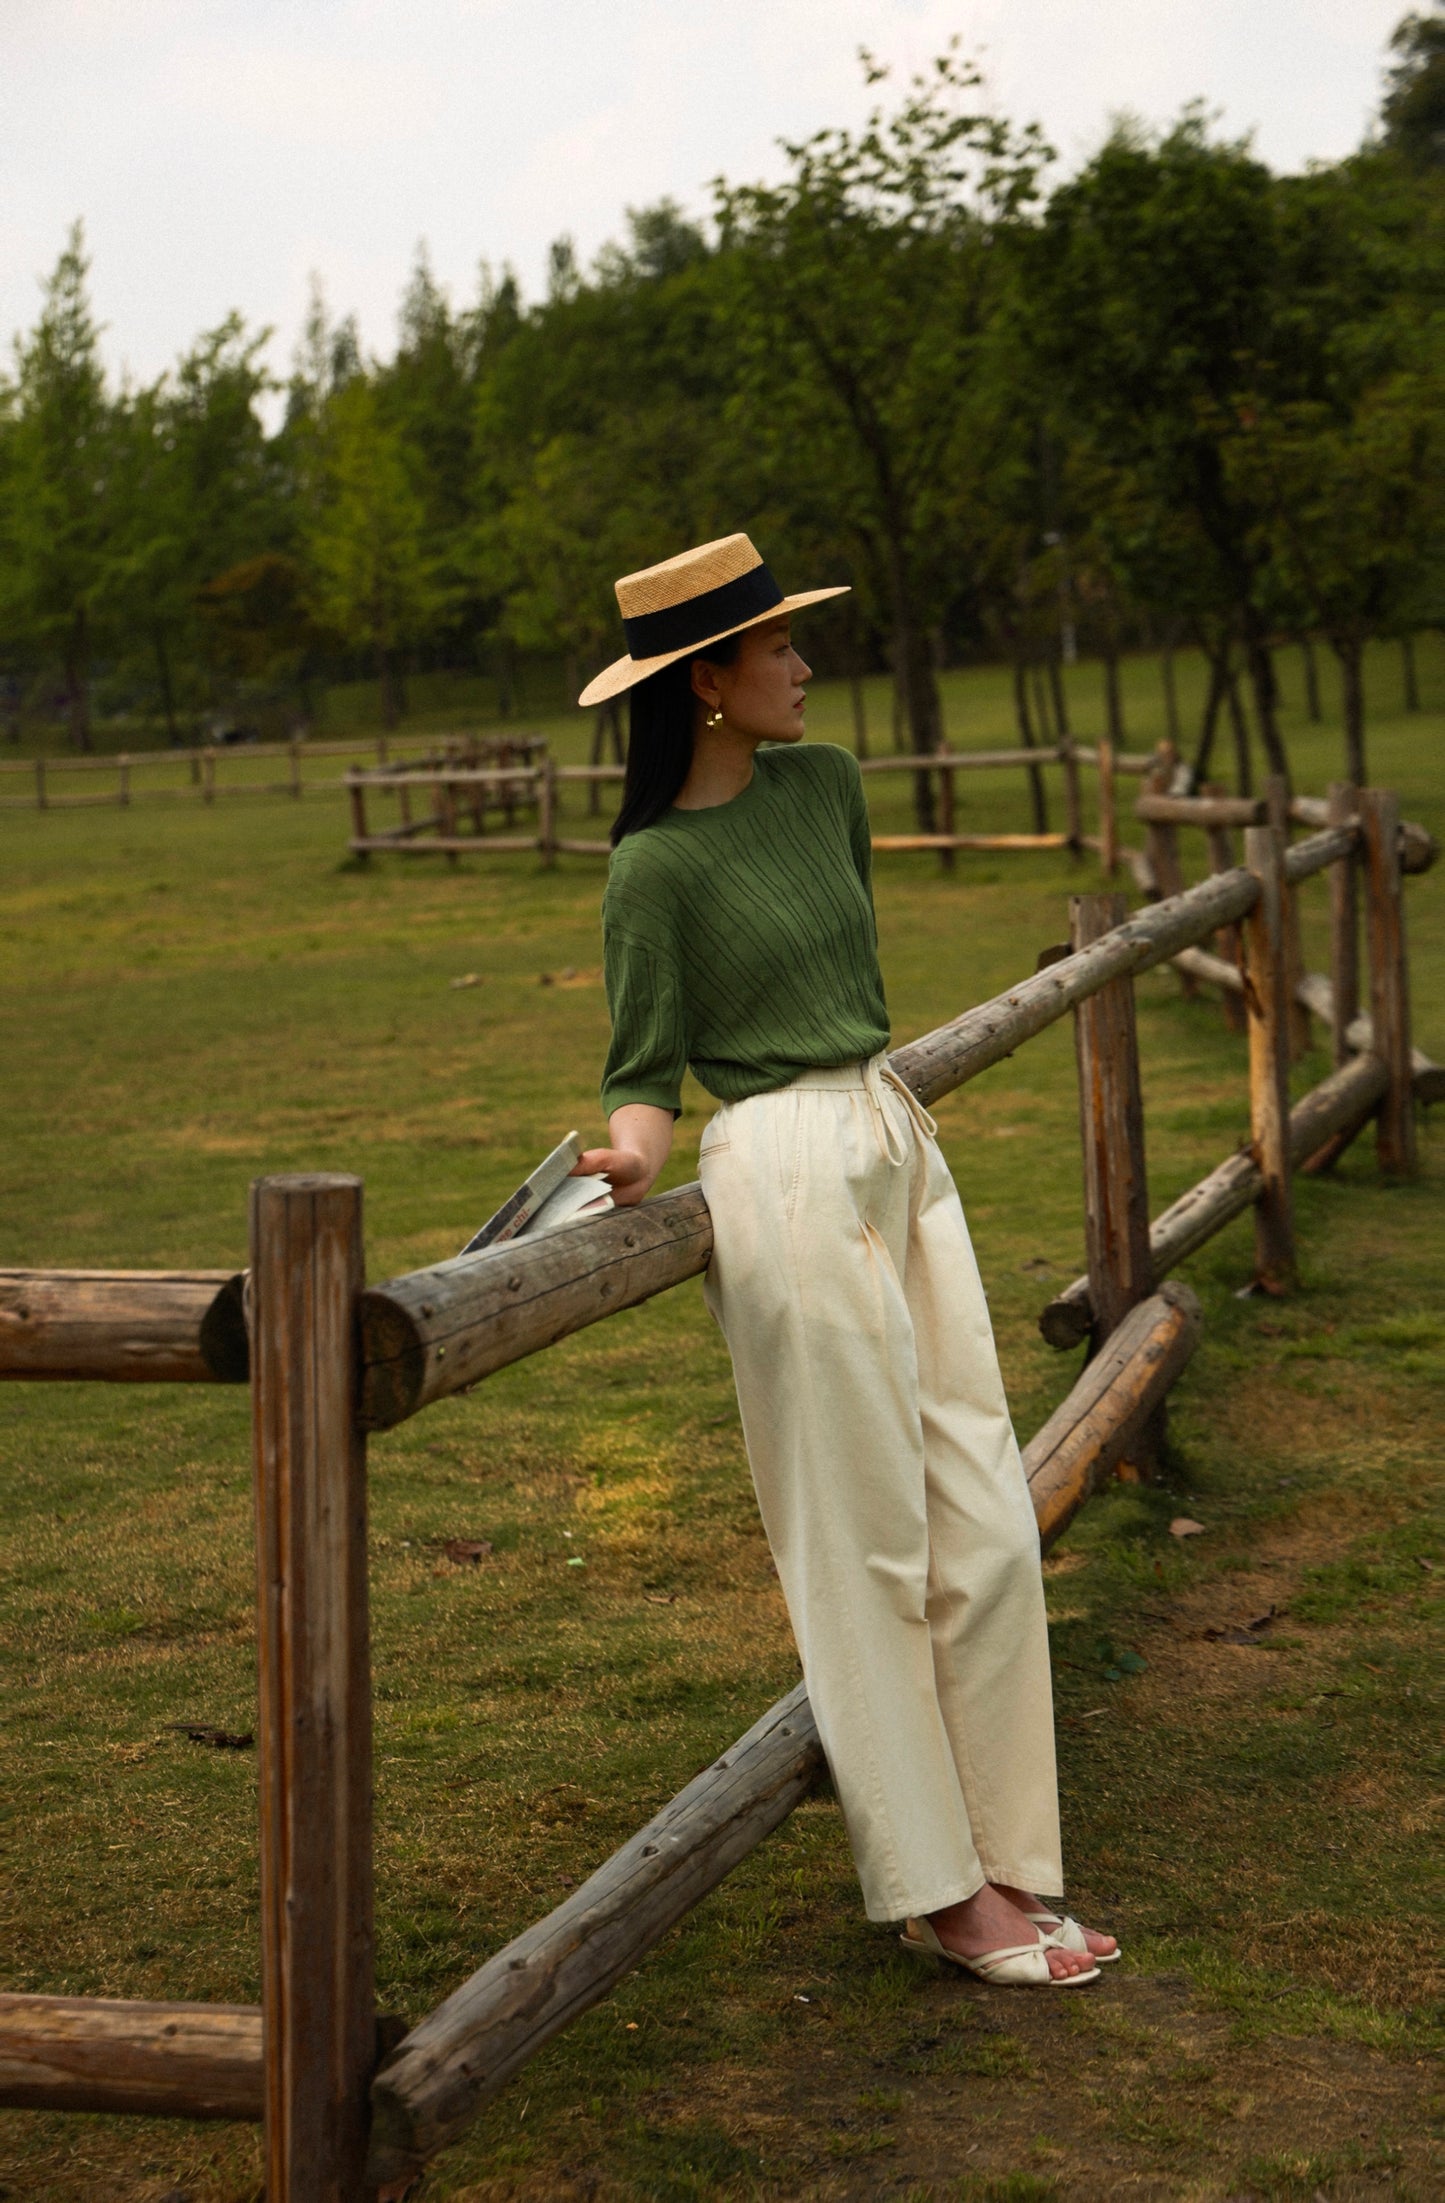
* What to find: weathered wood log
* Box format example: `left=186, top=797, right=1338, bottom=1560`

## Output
left=250, top=1177, right=375, bottom=2201
left=1360, top=790, right=1417, bottom=1177
left=1070, top=894, right=1152, bottom=1346
left=0, top=1994, right=263, bottom=2120
left=365, top=1684, right=826, bottom=2185
left=889, top=865, right=1259, bottom=1109
left=0, top=1995, right=263, bottom=2121
left=1244, top=826, right=1296, bottom=1289
left=0, top=1270, right=248, bottom=1383
left=1039, top=1051, right=1388, bottom=1346
left=1026, top=1283, right=1202, bottom=1548
left=870, top=833, right=1069, bottom=853
left=1137, top=793, right=1263, bottom=828
left=1266, top=777, right=1312, bottom=1063
left=365, top=1282, right=1202, bottom=2186
left=1292, top=797, right=1436, bottom=875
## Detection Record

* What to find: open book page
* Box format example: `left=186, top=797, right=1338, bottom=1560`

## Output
left=519, top=1173, right=615, bottom=1237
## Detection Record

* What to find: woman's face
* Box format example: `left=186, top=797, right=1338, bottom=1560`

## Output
left=695, top=618, right=812, bottom=743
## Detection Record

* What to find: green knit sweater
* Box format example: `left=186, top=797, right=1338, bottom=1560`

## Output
left=600, top=743, right=891, bottom=1116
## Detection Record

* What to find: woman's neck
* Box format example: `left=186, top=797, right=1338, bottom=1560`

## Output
left=673, top=719, right=763, bottom=810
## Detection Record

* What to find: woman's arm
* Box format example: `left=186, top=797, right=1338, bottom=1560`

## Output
left=575, top=1102, right=674, bottom=1208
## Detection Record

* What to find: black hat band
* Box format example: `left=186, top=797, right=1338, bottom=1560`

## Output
left=621, top=563, right=784, bottom=661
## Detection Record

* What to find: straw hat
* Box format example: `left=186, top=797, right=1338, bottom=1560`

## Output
left=577, top=533, right=848, bottom=708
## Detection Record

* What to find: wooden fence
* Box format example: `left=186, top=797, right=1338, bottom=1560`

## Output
left=0, top=786, right=1433, bottom=2199
left=0, top=731, right=540, bottom=812
left=345, top=737, right=1157, bottom=868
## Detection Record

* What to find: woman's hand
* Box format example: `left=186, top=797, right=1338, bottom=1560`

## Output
left=574, top=1102, right=674, bottom=1208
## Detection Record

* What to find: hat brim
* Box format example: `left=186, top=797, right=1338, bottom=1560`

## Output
left=577, top=586, right=850, bottom=709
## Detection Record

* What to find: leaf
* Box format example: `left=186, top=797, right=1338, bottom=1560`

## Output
left=449, top=972, right=481, bottom=989
left=1169, top=1517, right=1207, bottom=1538
left=645, top=1592, right=677, bottom=1605
left=442, top=1537, right=493, bottom=1565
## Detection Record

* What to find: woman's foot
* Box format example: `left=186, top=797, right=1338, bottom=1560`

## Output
left=925, top=1885, right=1095, bottom=1982
left=991, top=1882, right=1119, bottom=1964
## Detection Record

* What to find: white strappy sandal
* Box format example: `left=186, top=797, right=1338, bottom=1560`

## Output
left=1026, top=1909, right=1121, bottom=1963
left=899, top=1914, right=1100, bottom=1987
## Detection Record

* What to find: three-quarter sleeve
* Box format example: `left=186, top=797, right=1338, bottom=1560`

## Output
left=600, top=918, right=689, bottom=1117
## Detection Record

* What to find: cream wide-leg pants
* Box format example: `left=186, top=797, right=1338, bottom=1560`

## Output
left=699, top=1054, right=1063, bottom=1923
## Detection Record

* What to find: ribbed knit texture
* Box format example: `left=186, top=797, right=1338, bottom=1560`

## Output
left=600, top=743, right=890, bottom=1115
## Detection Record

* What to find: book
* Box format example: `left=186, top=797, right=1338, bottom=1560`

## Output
left=458, top=1132, right=614, bottom=1256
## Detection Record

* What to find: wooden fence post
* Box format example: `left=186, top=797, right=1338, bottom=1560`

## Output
left=1060, top=736, right=1083, bottom=858
left=1266, top=776, right=1311, bottom=1061
left=1327, top=782, right=1360, bottom=1072
left=202, top=751, right=215, bottom=805
left=538, top=760, right=557, bottom=868
left=1243, top=825, right=1296, bottom=1292
left=1070, top=890, right=1156, bottom=1472
left=250, top=1175, right=375, bottom=2202
left=290, top=739, right=303, bottom=799
left=936, top=751, right=956, bottom=873
left=1359, top=788, right=1416, bottom=1177
left=347, top=774, right=369, bottom=859
left=1097, top=738, right=1118, bottom=877
left=118, top=756, right=131, bottom=808
left=1203, top=801, right=1246, bottom=1033
left=35, top=759, right=46, bottom=811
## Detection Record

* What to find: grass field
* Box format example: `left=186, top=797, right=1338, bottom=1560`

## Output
left=1, top=642, right=1442, bottom=2202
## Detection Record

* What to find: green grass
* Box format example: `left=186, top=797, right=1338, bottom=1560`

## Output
left=1, top=644, right=1443, bottom=2200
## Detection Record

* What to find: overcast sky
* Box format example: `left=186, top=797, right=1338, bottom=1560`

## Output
left=1, top=0, right=1409, bottom=392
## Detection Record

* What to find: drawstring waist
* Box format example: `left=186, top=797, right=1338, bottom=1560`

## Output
left=748, top=1053, right=938, bottom=1165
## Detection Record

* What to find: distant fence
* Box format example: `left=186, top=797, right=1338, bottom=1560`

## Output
left=0, top=731, right=541, bottom=812
left=0, top=785, right=1437, bottom=2198
left=346, top=738, right=1159, bottom=869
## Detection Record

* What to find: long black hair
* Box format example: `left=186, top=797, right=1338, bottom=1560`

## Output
left=611, top=631, right=743, bottom=846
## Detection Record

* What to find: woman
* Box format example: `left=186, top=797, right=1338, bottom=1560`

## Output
left=576, top=535, right=1116, bottom=1987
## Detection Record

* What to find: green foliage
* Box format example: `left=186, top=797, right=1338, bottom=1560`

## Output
left=1, top=20, right=1442, bottom=776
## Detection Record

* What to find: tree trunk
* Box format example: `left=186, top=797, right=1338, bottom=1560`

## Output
left=379, top=649, right=402, bottom=731
left=1192, top=641, right=1229, bottom=784
left=1333, top=635, right=1367, bottom=786
left=845, top=622, right=869, bottom=759
left=1012, top=660, right=1048, bottom=833
left=1298, top=634, right=1322, bottom=723
left=887, top=567, right=941, bottom=830
left=65, top=606, right=92, bottom=752
left=1046, top=647, right=1072, bottom=740
left=1227, top=662, right=1252, bottom=797
left=1102, top=643, right=1125, bottom=747
left=153, top=624, right=180, bottom=746
left=1401, top=633, right=1419, bottom=713
left=1161, top=632, right=1181, bottom=746
left=1242, top=625, right=1290, bottom=789
left=1030, top=663, right=1053, bottom=742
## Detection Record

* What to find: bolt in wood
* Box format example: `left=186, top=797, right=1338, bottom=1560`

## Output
left=1359, top=788, right=1416, bottom=1176
left=250, top=1174, right=375, bottom=2202
left=1242, top=825, right=1296, bottom=1292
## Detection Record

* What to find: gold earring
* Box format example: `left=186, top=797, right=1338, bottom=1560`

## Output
left=705, top=708, right=723, bottom=729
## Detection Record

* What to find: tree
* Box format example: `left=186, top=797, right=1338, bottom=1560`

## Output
left=1034, top=114, right=1301, bottom=788
left=0, top=225, right=114, bottom=748
left=303, top=376, right=448, bottom=725
left=1381, top=5, right=1445, bottom=169
left=107, top=316, right=278, bottom=739
left=715, top=48, right=1051, bottom=812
